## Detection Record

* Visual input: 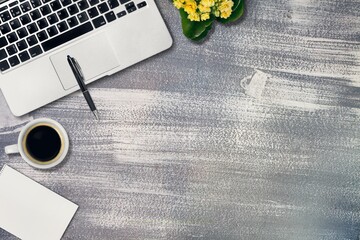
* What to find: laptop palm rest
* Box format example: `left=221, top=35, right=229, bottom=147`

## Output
left=50, top=33, right=119, bottom=90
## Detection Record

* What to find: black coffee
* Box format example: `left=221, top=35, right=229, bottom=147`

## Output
left=25, top=125, right=62, bottom=162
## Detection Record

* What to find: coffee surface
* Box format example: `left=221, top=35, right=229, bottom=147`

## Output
left=25, top=125, right=62, bottom=162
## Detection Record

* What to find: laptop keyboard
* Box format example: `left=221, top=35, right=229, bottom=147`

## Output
left=0, top=0, right=147, bottom=72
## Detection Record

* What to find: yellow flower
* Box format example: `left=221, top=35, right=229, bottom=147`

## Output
left=173, top=0, right=183, bottom=9
left=200, top=0, right=215, bottom=7
left=220, top=9, right=232, bottom=19
left=198, top=4, right=211, bottom=13
left=201, top=13, right=210, bottom=21
left=188, top=12, right=200, bottom=21
left=172, top=0, right=234, bottom=22
left=218, top=0, right=233, bottom=10
left=183, top=0, right=197, bottom=15
left=215, top=0, right=234, bottom=19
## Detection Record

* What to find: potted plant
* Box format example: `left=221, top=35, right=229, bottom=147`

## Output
left=172, top=0, right=245, bottom=41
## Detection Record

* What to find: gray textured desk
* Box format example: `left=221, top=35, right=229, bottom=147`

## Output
left=1, top=0, right=359, bottom=239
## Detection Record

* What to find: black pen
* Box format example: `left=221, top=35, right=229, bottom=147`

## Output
left=67, top=55, right=99, bottom=120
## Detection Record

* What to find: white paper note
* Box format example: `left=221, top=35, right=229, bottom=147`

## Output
left=0, top=165, right=78, bottom=240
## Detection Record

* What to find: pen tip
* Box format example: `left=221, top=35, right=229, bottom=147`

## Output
left=93, top=110, right=100, bottom=120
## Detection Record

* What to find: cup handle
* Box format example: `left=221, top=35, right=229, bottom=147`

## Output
left=5, top=144, right=19, bottom=155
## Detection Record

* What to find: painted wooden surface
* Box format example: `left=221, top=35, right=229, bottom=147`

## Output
left=0, top=0, right=360, bottom=239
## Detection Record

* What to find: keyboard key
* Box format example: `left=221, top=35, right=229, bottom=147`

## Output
left=77, top=0, right=89, bottom=10
left=0, top=49, right=7, bottom=60
left=19, top=14, right=31, bottom=24
left=119, top=0, right=130, bottom=4
left=0, top=11, right=11, bottom=22
left=97, top=2, right=109, bottom=13
left=19, top=50, right=30, bottom=62
left=30, top=0, right=41, bottom=8
left=60, top=0, right=71, bottom=7
left=37, top=18, right=48, bottom=29
left=87, top=7, right=98, bottom=18
left=16, top=39, right=28, bottom=50
left=125, top=2, right=136, bottom=13
left=0, top=37, right=8, bottom=47
left=26, top=35, right=38, bottom=46
left=9, top=19, right=21, bottom=30
left=6, top=44, right=18, bottom=55
left=0, top=6, right=8, bottom=12
left=30, top=9, right=41, bottom=20
left=10, top=6, right=21, bottom=17
left=127, top=6, right=136, bottom=13
left=66, top=16, right=78, bottom=27
left=77, top=11, right=88, bottom=23
left=137, top=1, right=146, bottom=8
left=88, top=0, right=99, bottom=6
left=16, top=27, right=28, bottom=38
left=42, top=0, right=52, bottom=4
left=107, top=0, right=118, bottom=9
left=0, top=60, right=10, bottom=71
left=47, top=13, right=58, bottom=24
left=57, top=9, right=68, bottom=20
left=8, top=55, right=20, bottom=66
left=20, top=2, right=32, bottom=13
left=9, top=1, right=18, bottom=7
left=29, top=44, right=42, bottom=57
left=67, top=4, right=79, bottom=15
left=6, top=32, right=18, bottom=43
left=116, top=10, right=126, bottom=18
left=56, top=21, right=68, bottom=32
left=46, top=25, right=58, bottom=36
left=105, top=11, right=115, bottom=22
left=40, top=4, right=52, bottom=16
left=125, top=2, right=134, bottom=8
left=0, top=23, right=11, bottom=34
left=92, top=15, right=105, bottom=28
left=36, top=30, right=48, bottom=41
left=26, top=22, right=38, bottom=33
left=50, top=0, right=62, bottom=11
left=42, top=22, right=93, bottom=51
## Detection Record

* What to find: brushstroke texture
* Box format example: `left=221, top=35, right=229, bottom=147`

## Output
left=0, top=0, right=359, bottom=239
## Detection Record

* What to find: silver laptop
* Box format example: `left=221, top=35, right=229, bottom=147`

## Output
left=0, top=0, right=172, bottom=116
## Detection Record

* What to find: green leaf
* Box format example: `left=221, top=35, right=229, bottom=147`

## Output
left=180, top=9, right=214, bottom=40
left=217, top=0, right=245, bottom=24
left=191, top=24, right=213, bottom=41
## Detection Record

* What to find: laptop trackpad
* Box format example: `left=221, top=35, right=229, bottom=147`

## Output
left=50, top=34, right=119, bottom=90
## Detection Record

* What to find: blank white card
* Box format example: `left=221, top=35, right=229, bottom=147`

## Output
left=0, top=165, right=78, bottom=240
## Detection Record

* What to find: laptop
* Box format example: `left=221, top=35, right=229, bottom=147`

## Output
left=0, top=0, right=172, bottom=116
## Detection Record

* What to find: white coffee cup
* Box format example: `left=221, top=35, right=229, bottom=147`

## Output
left=5, top=118, right=69, bottom=169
